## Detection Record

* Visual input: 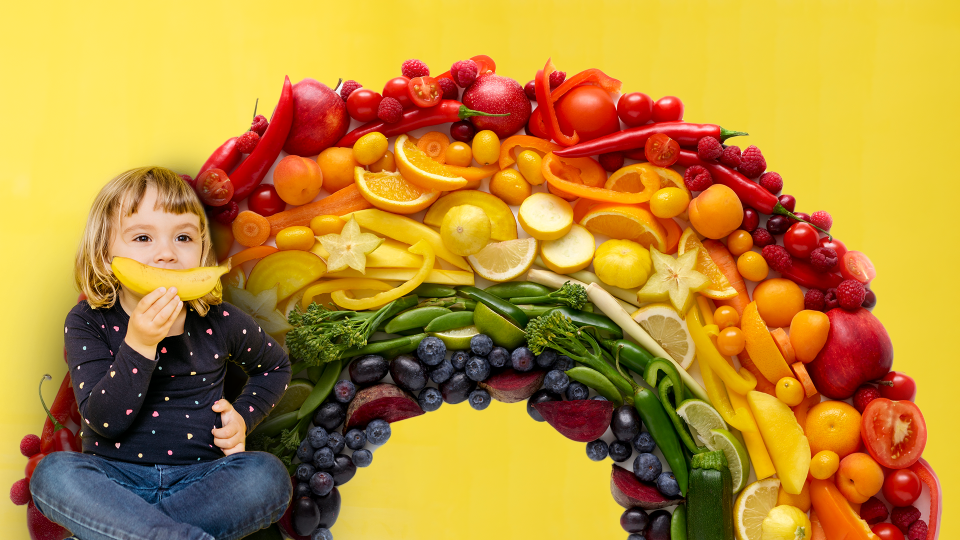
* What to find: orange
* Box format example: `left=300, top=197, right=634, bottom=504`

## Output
left=805, top=401, right=862, bottom=459
left=317, top=147, right=359, bottom=193
left=688, top=184, right=744, bottom=239
left=678, top=228, right=738, bottom=300
left=836, top=453, right=884, bottom=504
left=354, top=168, right=440, bottom=214
left=790, top=310, right=831, bottom=363
left=580, top=203, right=666, bottom=252
left=752, top=278, right=805, bottom=328
left=605, top=164, right=664, bottom=193
left=394, top=134, right=468, bottom=191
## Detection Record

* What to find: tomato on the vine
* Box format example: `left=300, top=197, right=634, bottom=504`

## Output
left=383, top=76, right=413, bottom=109
left=840, top=250, right=876, bottom=284
left=652, top=96, right=684, bottom=122
left=882, top=468, right=922, bottom=507
left=617, top=92, right=654, bottom=127
left=408, top=76, right=442, bottom=108
left=871, top=523, right=905, bottom=540
left=784, top=222, right=820, bottom=258
left=346, top=89, right=382, bottom=122
left=555, top=85, right=620, bottom=142
left=879, top=371, right=917, bottom=401
left=196, top=168, right=234, bottom=207
left=247, top=184, right=286, bottom=217
left=861, top=398, right=927, bottom=469
left=644, top=133, right=680, bottom=167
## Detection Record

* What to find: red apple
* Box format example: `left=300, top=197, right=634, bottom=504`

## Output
left=807, top=308, right=893, bottom=399
left=283, top=78, right=348, bottom=157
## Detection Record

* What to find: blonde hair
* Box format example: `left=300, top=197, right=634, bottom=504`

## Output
left=74, top=166, right=221, bottom=316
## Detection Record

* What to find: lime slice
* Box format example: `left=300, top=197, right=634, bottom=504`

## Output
left=430, top=325, right=480, bottom=350
left=675, top=398, right=727, bottom=446
left=272, top=379, right=314, bottom=417
left=708, top=428, right=751, bottom=494
left=473, top=302, right=526, bottom=349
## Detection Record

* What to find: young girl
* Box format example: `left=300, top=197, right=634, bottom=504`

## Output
left=31, top=166, right=293, bottom=540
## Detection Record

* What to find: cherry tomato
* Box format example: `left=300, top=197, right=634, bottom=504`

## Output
left=783, top=222, right=820, bottom=259
left=840, top=250, right=876, bottom=284
left=383, top=76, right=413, bottom=109
left=861, top=398, right=927, bottom=469
left=555, top=85, right=620, bottom=142
left=818, top=236, right=848, bottom=258
left=879, top=371, right=917, bottom=401
left=407, top=76, right=442, bottom=108
left=346, top=89, right=382, bottom=122
left=882, top=468, right=922, bottom=507
left=644, top=133, right=680, bottom=167
left=652, top=96, right=684, bottom=122
left=247, top=184, right=286, bottom=217
left=617, top=92, right=654, bottom=127
left=53, top=428, right=78, bottom=452
left=25, top=453, right=45, bottom=479
left=196, top=168, right=234, bottom=207
left=871, top=523, right=905, bottom=540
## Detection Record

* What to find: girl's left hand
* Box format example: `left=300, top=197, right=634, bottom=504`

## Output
left=211, top=399, right=247, bottom=455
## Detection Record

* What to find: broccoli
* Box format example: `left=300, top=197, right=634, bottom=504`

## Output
left=286, top=298, right=400, bottom=367
left=246, top=426, right=302, bottom=467
left=510, top=281, right=588, bottom=310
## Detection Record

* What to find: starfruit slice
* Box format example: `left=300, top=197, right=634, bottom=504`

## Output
left=318, top=216, right=383, bottom=274
left=636, top=247, right=709, bottom=315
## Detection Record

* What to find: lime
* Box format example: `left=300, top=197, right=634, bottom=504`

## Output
left=272, top=379, right=314, bottom=417
left=473, top=302, right=526, bottom=349
left=708, top=428, right=751, bottom=493
left=675, top=398, right=727, bottom=446
left=429, top=325, right=480, bottom=350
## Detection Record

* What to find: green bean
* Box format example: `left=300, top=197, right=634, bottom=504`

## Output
left=566, top=366, right=623, bottom=406
left=384, top=306, right=451, bottom=334
left=343, top=334, right=426, bottom=359
left=484, top=281, right=552, bottom=299
left=297, top=359, right=342, bottom=420
left=424, top=311, right=475, bottom=333
left=412, top=284, right=457, bottom=298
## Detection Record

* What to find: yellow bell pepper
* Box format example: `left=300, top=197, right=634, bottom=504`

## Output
left=331, top=240, right=435, bottom=311
left=300, top=279, right=394, bottom=311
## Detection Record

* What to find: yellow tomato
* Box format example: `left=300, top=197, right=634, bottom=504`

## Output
left=713, top=305, right=740, bottom=329
left=444, top=142, right=473, bottom=167
left=775, top=377, right=804, bottom=407
left=516, top=150, right=545, bottom=185
left=650, top=187, right=691, bottom=219
left=738, top=251, right=769, bottom=282
left=353, top=132, right=388, bottom=166
left=309, top=215, right=345, bottom=236
left=727, top=230, right=754, bottom=256
left=489, top=169, right=532, bottom=205
left=810, top=451, right=840, bottom=480
left=472, top=130, right=501, bottom=166
left=275, top=226, right=316, bottom=251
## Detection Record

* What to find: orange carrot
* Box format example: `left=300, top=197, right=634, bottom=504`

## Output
left=792, top=362, right=818, bottom=398
left=771, top=328, right=796, bottom=363
left=809, top=511, right=826, bottom=540
left=702, top=239, right=750, bottom=315
left=225, top=245, right=278, bottom=267
left=417, top=132, right=450, bottom=163
left=232, top=211, right=270, bottom=247
left=266, top=184, right=372, bottom=237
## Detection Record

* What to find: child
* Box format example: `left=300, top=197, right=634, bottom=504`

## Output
left=31, top=166, right=293, bottom=540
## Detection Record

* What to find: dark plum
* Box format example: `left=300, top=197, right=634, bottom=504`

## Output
left=329, top=454, right=356, bottom=486
left=450, top=120, right=476, bottom=142
left=527, top=389, right=562, bottom=422
left=611, top=405, right=642, bottom=442
left=390, top=354, right=427, bottom=393
left=440, top=372, right=476, bottom=404
left=429, top=358, right=455, bottom=383
left=621, top=507, right=650, bottom=533
left=291, top=497, right=321, bottom=537
left=314, top=487, right=341, bottom=529
left=349, top=355, right=389, bottom=385
left=565, top=381, right=589, bottom=401
left=767, top=214, right=791, bottom=235
left=646, top=509, right=672, bottom=540
left=313, top=401, right=345, bottom=431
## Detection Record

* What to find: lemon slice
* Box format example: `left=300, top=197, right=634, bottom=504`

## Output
left=677, top=228, right=738, bottom=300
left=354, top=167, right=440, bottom=214
left=735, top=478, right=781, bottom=540
left=630, top=303, right=696, bottom=369
left=540, top=224, right=595, bottom=274
left=394, top=134, right=468, bottom=191
left=466, top=237, right=538, bottom=282
left=518, top=192, right=574, bottom=241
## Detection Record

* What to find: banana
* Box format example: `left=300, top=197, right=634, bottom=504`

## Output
left=110, top=256, right=232, bottom=300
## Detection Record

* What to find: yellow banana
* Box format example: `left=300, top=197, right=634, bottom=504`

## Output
left=110, top=257, right=231, bottom=300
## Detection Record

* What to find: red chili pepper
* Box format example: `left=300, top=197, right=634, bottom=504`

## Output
left=778, top=258, right=843, bottom=290
left=197, top=137, right=242, bottom=180
left=336, top=100, right=507, bottom=147
left=53, top=427, right=78, bottom=452
left=230, top=76, right=294, bottom=203
left=25, top=453, right=45, bottom=479
left=436, top=54, right=497, bottom=81
left=909, top=458, right=940, bottom=540
left=554, top=122, right=746, bottom=158
left=39, top=374, right=76, bottom=454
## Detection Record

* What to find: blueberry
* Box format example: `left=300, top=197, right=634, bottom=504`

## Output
left=309, top=471, right=334, bottom=497
left=440, top=372, right=475, bottom=404
left=554, top=355, right=574, bottom=371
left=586, top=439, right=609, bottom=461
left=416, top=336, right=446, bottom=366
left=307, top=426, right=329, bottom=449
left=620, top=507, right=649, bottom=533
left=311, top=528, right=333, bottom=540
left=332, top=379, right=356, bottom=404
left=633, top=432, right=656, bottom=454
left=468, top=388, right=491, bottom=410
left=313, top=447, right=335, bottom=469
left=352, top=448, right=373, bottom=468
left=647, top=510, right=672, bottom=540
left=313, top=401, right=345, bottom=431
left=418, top=386, right=443, bottom=412
left=527, top=389, right=561, bottom=422
left=326, top=431, right=345, bottom=454
left=295, top=463, right=316, bottom=483
left=565, top=381, right=589, bottom=401
left=543, top=369, right=570, bottom=394
left=592, top=395, right=609, bottom=401
left=390, top=354, right=427, bottom=393
left=470, top=334, right=494, bottom=356
left=633, top=453, right=662, bottom=483
left=611, top=405, right=642, bottom=442
left=450, top=350, right=470, bottom=371
left=535, top=349, right=558, bottom=369
left=608, top=440, right=632, bottom=463
left=511, top=347, right=535, bottom=372
left=465, top=356, right=491, bottom=382
left=487, top=347, right=509, bottom=368
left=296, top=439, right=315, bottom=463
left=366, top=419, right=392, bottom=445
left=429, top=359, right=454, bottom=384
left=294, top=481, right=312, bottom=499
left=656, top=471, right=681, bottom=498
left=344, top=429, right=366, bottom=450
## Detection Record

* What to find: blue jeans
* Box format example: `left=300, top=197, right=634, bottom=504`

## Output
left=30, top=451, right=292, bottom=540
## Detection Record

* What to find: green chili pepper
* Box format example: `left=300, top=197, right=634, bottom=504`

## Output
left=544, top=306, right=622, bottom=339
left=249, top=410, right=300, bottom=439
left=644, top=358, right=685, bottom=406
left=343, top=334, right=427, bottom=359
left=659, top=377, right=706, bottom=454
left=633, top=386, right=688, bottom=496
left=645, top=359, right=704, bottom=454
left=601, top=338, right=655, bottom=376
left=424, top=311, right=475, bottom=333
left=412, top=283, right=457, bottom=298
left=384, top=306, right=451, bottom=334
left=484, top=281, right=553, bottom=299
left=566, top=366, right=623, bottom=406
left=297, top=359, right=342, bottom=420
left=456, top=286, right=528, bottom=327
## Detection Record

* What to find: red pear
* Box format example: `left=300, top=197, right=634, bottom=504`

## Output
left=283, top=78, right=348, bottom=157
left=807, top=308, right=893, bottom=399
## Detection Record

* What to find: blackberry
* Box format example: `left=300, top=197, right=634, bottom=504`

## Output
left=511, top=347, right=536, bottom=372
left=344, top=429, right=366, bottom=450
left=366, top=419, right=392, bottom=445
left=429, top=359, right=455, bottom=384
left=608, top=440, right=632, bottom=462
left=543, top=369, right=570, bottom=394
left=295, top=463, right=317, bottom=483
left=565, top=381, right=589, bottom=401
left=535, top=349, right=558, bottom=369
left=332, top=380, right=356, bottom=404
left=633, top=453, right=661, bottom=482
left=297, top=439, right=315, bottom=463
left=586, top=439, right=609, bottom=461
left=450, top=350, right=470, bottom=371
left=313, top=447, right=335, bottom=470
left=633, top=432, right=656, bottom=453
left=313, top=401, right=345, bottom=431
left=527, top=389, right=561, bottom=422
left=416, top=336, right=446, bottom=366
left=309, top=471, right=334, bottom=497
left=468, top=388, right=491, bottom=410
left=487, top=347, right=509, bottom=368
left=352, top=449, right=373, bottom=468
left=440, top=372, right=476, bottom=404
left=465, top=356, right=491, bottom=382
left=418, top=386, right=443, bottom=412
left=470, top=334, right=494, bottom=356
left=307, top=426, right=329, bottom=449
left=656, top=472, right=681, bottom=498
left=326, top=431, right=345, bottom=454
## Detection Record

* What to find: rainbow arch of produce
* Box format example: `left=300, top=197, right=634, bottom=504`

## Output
left=16, top=56, right=940, bottom=540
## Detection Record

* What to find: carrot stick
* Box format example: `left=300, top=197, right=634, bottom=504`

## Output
left=266, top=184, right=372, bottom=237
left=792, top=362, right=818, bottom=398
left=226, top=245, right=278, bottom=267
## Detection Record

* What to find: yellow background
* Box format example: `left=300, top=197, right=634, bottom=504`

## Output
left=2, top=1, right=957, bottom=538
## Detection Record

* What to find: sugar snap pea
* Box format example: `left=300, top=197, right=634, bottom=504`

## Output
left=412, top=284, right=457, bottom=298
left=424, top=311, right=474, bottom=333
left=297, top=359, right=342, bottom=420
left=484, top=281, right=553, bottom=299
left=384, top=306, right=451, bottom=334
left=249, top=410, right=299, bottom=439
left=566, top=366, right=623, bottom=406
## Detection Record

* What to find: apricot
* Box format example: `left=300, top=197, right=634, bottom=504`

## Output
left=805, top=401, right=861, bottom=459
left=687, top=184, right=744, bottom=239
left=316, top=147, right=358, bottom=193
left=790, top=310, right=831, bottom=363
left=752, top=278, right=804, bottom=328
left=777, top=481, right=811, bottom=513
left=274, top=155, right=323, bottom=205
left=836, top=453, right=884, bottom=504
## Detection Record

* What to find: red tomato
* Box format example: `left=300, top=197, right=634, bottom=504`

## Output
left=25, top=453, right=45, bottom=479
left=644, top=133, right=680, bottom=167
left=879, top=371, right=917, bottom=401
left=784, top=222, right=820, bottom=258
left=617, top=92, right=654, bottom=127
left=882, top=468, right=922, bottom=507
left=818, top=236, right=848, bottom=258
left=195, top=168, right=234, bottom=207
left=652, top=96, right=684, bottom=122
left=383, top=77, right=413, bottom=109
left=408, top=76, right=442, bottom=108
left=346, top=89, right=382, bottom=122
left=840, top=250, right=876, bottom=284
left=871, top=523, right=905, bottom=540
left=247, top=184, right=286, bottom=217
left=861, top=398, right=927, bottom=469
left=555, top=85, right=621, bottom=142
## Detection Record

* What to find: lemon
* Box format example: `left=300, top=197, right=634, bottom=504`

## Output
left=466, top=237, right=538, bottom=283
left=593, top=239, right=652, bottom=289
left=272, top=379, right=314, bottom=417
left=761, top=505, right=812, bottom=540
left=735, top=478, right=781, bottom=540
left=540, top=224, right=595, bottom=274
left=631, top=303, right=696, bottom=369
left=708, top=428, right=751, bottom=494
left=440, top=205, right=491, bottom=257
left=430, top=325, right=480, bottom=350
left=473, top=302, right=526, bottom=349
left=518, top=193, right=574, bottom=241
left=423, top=190, right=518, bottom=241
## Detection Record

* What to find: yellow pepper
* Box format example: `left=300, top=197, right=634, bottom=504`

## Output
left=331, top=240, right=435, bottom=311
left=300, top=279, right=394, bottom=311
left=687, top=305, right=757, bottom=395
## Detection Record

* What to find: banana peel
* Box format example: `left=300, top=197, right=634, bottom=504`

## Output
left=110, top=256, right=230, bottom=301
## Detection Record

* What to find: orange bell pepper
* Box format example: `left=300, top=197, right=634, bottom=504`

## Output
left=535, top=59, right=579, bottom=146
left=498, top=135, right=561, bottom=170
left=542, top=152, right=657, bottom=204
left=809, top=479, right=880, bottom=540
left=223, top=245, right=278, bottom=267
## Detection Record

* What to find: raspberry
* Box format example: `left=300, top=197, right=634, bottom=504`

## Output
left=853, top=384, right=882, bottom=414
left=824, top=288, right=840, bottom=310
left=524, top=80, right=537, bottom=101
left=683, top=165, right=713, bottom=191
left=250, top=114, right=269, bottom=136
left=804, top=288, right=826, bottom=311
left=809, top=247, right=839, bottom=273
left=752, top=227, right=775, bottom=247
left=811, top=210, right=833, bottom=231
left=436, top=78, right=458, bottom=101
left=339, top=80, right=362, bottom=102
left=837, top=279, right=866, bottom=310
left=549, top=70, right=566, bottom=89
left=758, top=171, right=783, bottom=194
left=237, top=131, right=259, bottom=154
left=599, top=152, right=624, bottom=172
left=211, top=201, right=239, bottom=225
left=739, top=145, right=766, bottom=178
left=401, top=59, right=430, bottom=79
left=859, top=497, right=889, bottom=525
left=20, top=434, right=40, bottom=458
left=762, top=245, right=793, bottom=273
left=377, top=97, right=403, bottom=124
left=907, top=520, right=928, bottom=540
left=697, top=136, right=722, bottom=160
left=892, top=506, right=921, bottom=534
left=720, top=145, right=742, bottom=168
left=451, top=60, right=479, bottom=88
left=10, top=478, right=30, bottom=506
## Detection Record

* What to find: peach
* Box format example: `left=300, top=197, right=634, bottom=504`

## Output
left=753, top=278, right=805, bottom=328
left=687, top=184, right=744, bottom=239
left=790, top=310, right=831, bottom=363
left=836, top=452, right=884, bottom=504
left=273, top=155, right=323, bottom=205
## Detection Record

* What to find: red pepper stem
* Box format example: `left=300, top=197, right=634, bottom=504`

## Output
left=458, top=105, right=509, bottom=120
left=39, top=375, right=65, bottom=432
left=719, top=128, right=749, bottom=141
left=771, top=203, right=832, bottom=239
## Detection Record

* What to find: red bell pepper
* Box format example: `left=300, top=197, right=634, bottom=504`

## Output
left=197, top=136, right=242, bottom=180
left=336, top=100, right=507, bottom=147
left=530, top=64, right=622, bottom=146
left=39, top=373, right=76, bottom=454
left=554, top=122, right=746, bottom=158
left=909, top=458, right=940, bottom=540
left=230, top=76, right=294, bottom=203
left=535, top=59, right=578, bottom=147
left=778, top=258, right=844, bottom=290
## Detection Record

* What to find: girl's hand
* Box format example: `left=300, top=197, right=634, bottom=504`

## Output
left=211, top=399, right=246, bottom=456
left=124, top=287, right=183, bottom=359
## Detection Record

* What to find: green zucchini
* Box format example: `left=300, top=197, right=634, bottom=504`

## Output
left=686, top=450, right=734, bottom=540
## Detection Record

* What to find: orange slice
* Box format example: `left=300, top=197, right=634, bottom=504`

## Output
left=354, top=167, right=440, bottom=214
left=579, top=203, right=667, bottom=252
left=394, top=134, right=468, bottom=191
left=677, top=227, right=738, bottom=300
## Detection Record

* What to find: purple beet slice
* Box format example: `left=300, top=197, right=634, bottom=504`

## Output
left=478, top=368, right=546, bottom=403
left=610, top=464, right=684, bottom=509
left=532, top=399, right=614, bottom=442
left=343, top=383, right=423, bottom=432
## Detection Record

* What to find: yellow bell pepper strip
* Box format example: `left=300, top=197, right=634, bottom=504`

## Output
left=324, top=267, right=474, bottom=287
left=332, top=241, right=435, bottom=311
left=542, top=152, right=659, bottom=204
left=300, top=279, right=395, bottom=311
left=342, top=209, right=470, bottom=271
left=535, top=58, right=579, bottom=147
left=728, top=390, right=776, bottom=480
left=810, top=479, right=880, bottom=540
left=687, top=306, right=757, bottom=395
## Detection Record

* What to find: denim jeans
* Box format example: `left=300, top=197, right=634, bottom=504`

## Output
left=30, top=451, right=292, bottom=540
